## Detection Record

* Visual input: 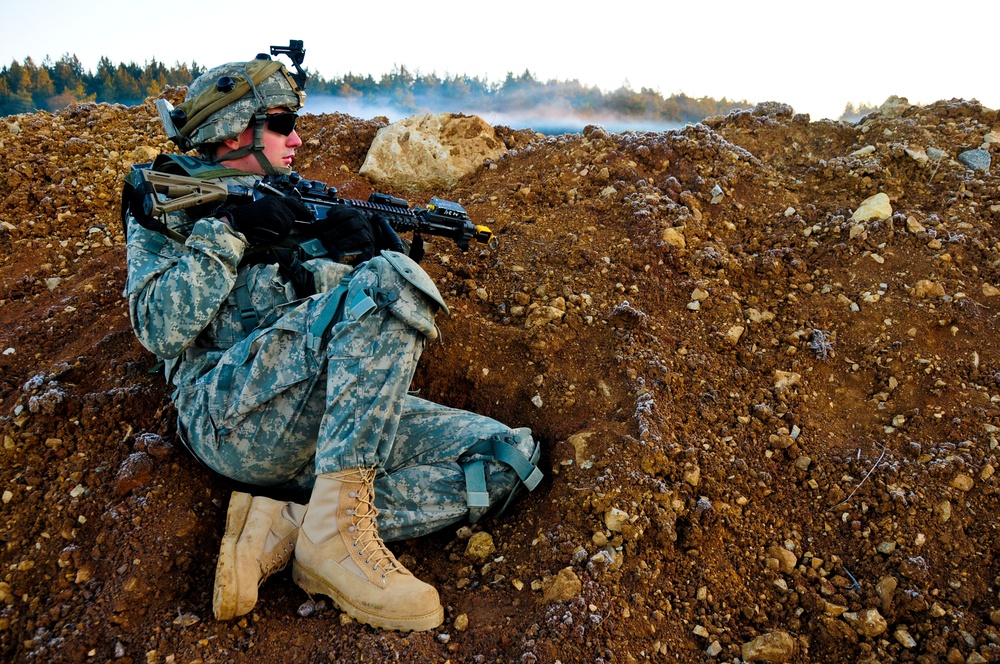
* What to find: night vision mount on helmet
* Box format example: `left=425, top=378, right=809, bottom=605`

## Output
left=155, top=40, right=308, bottom=176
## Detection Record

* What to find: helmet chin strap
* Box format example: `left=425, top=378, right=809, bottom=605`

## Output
left=211, top=113, right=292, bottom=176
left=212, top=64, right=294, bottom=176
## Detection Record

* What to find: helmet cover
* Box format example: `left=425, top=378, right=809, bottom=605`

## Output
left=173, top=57, right=305, bottom=149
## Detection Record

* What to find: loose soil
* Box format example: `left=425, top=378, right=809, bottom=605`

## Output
left=1, top=89, right=1000, bottom=663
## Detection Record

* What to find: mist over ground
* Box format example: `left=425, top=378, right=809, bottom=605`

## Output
left=304, top=95, right=686, bottom=135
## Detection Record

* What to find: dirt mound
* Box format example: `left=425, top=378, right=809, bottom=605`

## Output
left=1, top=92, right=999, bottom=663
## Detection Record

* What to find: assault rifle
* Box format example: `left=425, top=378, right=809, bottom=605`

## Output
left=127, top=166, right=496, bottom=260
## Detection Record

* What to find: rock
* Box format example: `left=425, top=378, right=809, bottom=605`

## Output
left=950, top=473, right=974, bottom=491
left=465, top=531, right=496, bottom=562
left=710, top=184, right=724, bottom=204
left=906, top=216, right=926, bottom=233
left=725, top=325, right=745, bottom=346
left=542, top=567, right=582, bottom=603
left=895, top=628, right=917, bottom=648
left=662, top=227, right=687, bottom=249
left=683, top=465, right=701, bottom=487
left=926, top=146, right=949, bottom=161
left=824, top=602, right=848, bottom=617
left=878, top=95, right=910, bottom=118
left=359, top=113, right=506, bottom=190
left=958, top=148, right=991, bottom=171
left=843, top=608, right=888, bottom=637
left=741, top=631, right=797, bottom=662
left=774, top=371, right=801, bottom=390
left=905, top=146, right=929, bottom=164
left=767, top=546, right=798, bottom=573
left=604, top=507, right=630, bottom=532
left=454, top=614, right=469, bottom=631
left=982, top=284, right=1000, bottom=297
left=525, top=305, right=565, bottom=329
left=851, top=193, right=892, bottom=223
left=877, top=541, right=896, bottom=555
left=914, top=280, right=946, bottom=298
left=691, top=288, right=710, bottom=302
left=876, top=576, right=897, bottom=613
left=113, top=451, right=155, bottom=497
left=130, top=145, right=159, bottom=163
left=134, top=432, right=174, bottom=460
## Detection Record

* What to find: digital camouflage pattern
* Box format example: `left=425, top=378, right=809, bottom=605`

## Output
left=176, top=59, right=304, bottom=149
left=124, top=160, right=542, bottom=540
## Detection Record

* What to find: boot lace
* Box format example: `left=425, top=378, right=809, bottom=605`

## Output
left=345, top=468, right=403, bottom=579
left=258, top=533, right=295, bottom=586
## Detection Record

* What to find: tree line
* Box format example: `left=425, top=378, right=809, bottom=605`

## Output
left=1, top=54, right=752, bottom=124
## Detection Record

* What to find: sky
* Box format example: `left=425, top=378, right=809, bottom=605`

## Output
left=2, top=0, right=997, bottom=122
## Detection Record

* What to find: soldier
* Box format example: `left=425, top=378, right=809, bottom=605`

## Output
left=123, top=51, right=542, bottom=632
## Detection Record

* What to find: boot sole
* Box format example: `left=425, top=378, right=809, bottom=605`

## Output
left=213, top=492, right=253, bottom=620
left=292, top=561, right=444, bottom=632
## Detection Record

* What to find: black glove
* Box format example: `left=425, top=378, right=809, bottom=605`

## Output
left=318, top=206, right=375, bottom=265
left=219, top=196, right=309, bottom=246
left=408, top=233, right=425, bottom=264
left=370, top=214, right=408, bottom=255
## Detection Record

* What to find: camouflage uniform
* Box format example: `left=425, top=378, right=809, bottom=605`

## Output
left=125, top=164, right=541, bottom=541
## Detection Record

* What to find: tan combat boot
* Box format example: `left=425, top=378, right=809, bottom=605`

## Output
left=213, top=492, right=305, bottom=620
left=292, top=468, right=444, bottom=631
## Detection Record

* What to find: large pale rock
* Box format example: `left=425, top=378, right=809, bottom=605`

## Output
left=360, top=113, right=506, bottom=190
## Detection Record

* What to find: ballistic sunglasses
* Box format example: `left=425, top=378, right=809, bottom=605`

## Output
left=261, top=112, right=298, bottom=136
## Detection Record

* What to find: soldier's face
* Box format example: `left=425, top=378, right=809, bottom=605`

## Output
left=219, top=108, right=302, bottom=174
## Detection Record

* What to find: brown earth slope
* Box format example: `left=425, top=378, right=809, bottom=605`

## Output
left=1, top=91, right=999, bottom=663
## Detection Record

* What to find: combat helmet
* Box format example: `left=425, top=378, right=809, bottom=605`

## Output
left=156, top=47, right=306, bottom=175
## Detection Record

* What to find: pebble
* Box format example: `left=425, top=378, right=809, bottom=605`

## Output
left=895, top=628, right=917, bottom=648
left=710, top=184, right=724, bottom=204
left=662, top=227, right=686, bottom=249
left=877, top=541, right=896, bottom=555
left=741, top=631, right=797, bottom=662
left=958, top=148, right=991, bottom=171
left=926, top=147, right=949, bottom=161
left=542, top=567, right=582, bottom=603
left=707, top=640, right=723, bottom=657
left=604, top=507, right=629, bottom=532
left=851, top=192, right=892, bottom=223
left=454, top=614, right=469, bottom=631
left=774, top=371, right=801, bottom=389
left=465, top=532, right=496, bottom=562
left=906, top=216, right=926, bottom=233
left=950, top=473, right=974, bottom=491
left=876, top=576, right=897, bottom=612
left=767, top=546, right=797, bottom=574
left=172, top=613, right=200, bottom=627
left=113, top=452, right=156, bottom=497
left=843, top=608, right=888, bottom=637
left=725, top=325, right=745, bottom=345
left=683, top=465, right=701, bottom=487
left=914, top=280, right=946, bottom=298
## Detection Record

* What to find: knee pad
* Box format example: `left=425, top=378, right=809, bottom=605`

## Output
left=366, top=251, right=449, bottom=340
